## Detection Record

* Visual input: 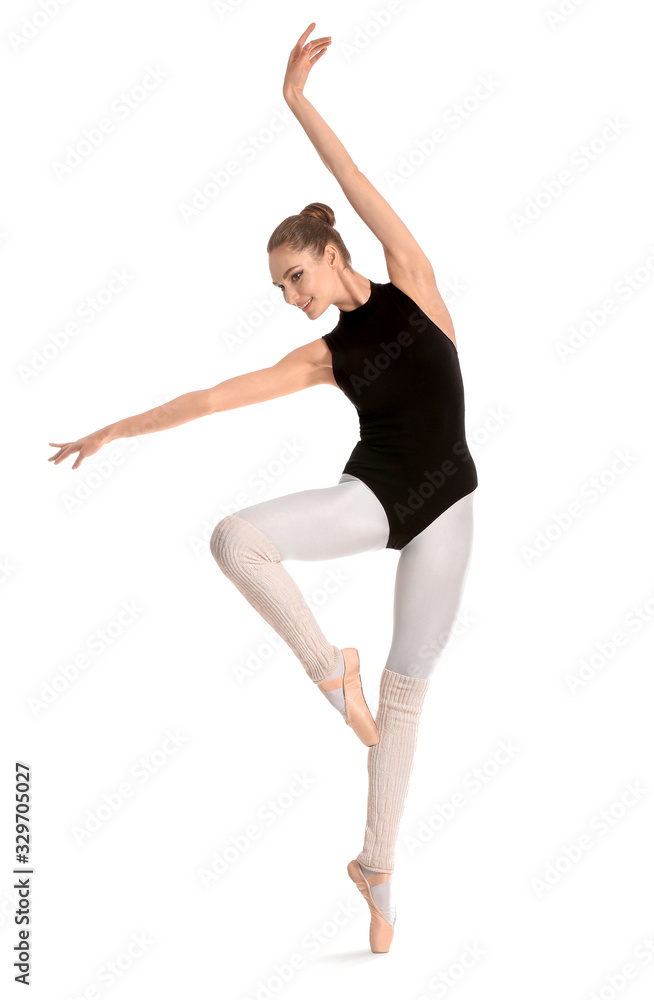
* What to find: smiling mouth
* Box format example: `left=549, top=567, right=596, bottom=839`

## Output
left=298, top=297, right=312, bottom=311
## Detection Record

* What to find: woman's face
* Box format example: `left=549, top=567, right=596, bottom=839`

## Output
left=269, top=246, right=335, bottom=319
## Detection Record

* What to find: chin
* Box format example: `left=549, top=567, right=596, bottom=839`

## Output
left=305, top=300, right=322, bottom=318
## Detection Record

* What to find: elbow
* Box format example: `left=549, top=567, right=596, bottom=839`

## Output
left=203, top=386, right=222, bottom=416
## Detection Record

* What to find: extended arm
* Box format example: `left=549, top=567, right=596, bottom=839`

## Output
left=48, top=340, right=331, bottom=469
left=283, top=24, right=438, bottom=289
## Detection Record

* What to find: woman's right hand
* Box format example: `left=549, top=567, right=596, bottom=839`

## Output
left=48, top=429, right=109, bottom=469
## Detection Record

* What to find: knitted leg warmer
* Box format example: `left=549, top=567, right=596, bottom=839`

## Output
left=210, top=514, right=340, bottom=684
left=357, top=667, right=430, bottom=873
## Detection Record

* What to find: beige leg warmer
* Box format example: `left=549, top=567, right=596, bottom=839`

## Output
left=357, top=667, right=430, bottom=873
left=210, top=514, right=340, bottom=684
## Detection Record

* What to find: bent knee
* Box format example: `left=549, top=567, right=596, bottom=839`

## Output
left=210, top=514, right=279, bottom=570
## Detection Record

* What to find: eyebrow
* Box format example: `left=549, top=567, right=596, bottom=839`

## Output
left=271, top=265, right=302, bottom=286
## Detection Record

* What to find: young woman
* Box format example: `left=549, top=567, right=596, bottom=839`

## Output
left=48, top=23, right=478, bottom=953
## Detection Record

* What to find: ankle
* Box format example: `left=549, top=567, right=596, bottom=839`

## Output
left=317, top=649, right=346, bottom=717
left=360, top=863, right=391, bottom=884
left=367, top=872, right=391, bottom=886
left=359, top=863, right=395, bottom=925
left=317, top=648, right=345, bottom=690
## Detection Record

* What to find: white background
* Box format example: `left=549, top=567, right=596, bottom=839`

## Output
left=2, top=0, right=653, bottom=997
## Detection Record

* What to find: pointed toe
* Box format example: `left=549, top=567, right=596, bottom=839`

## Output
left=341, top=648, right=379, bottom=747
left=347, top=858, right=395, bottom=953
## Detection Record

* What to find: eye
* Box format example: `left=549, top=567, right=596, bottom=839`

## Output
left=276, top=271, right=302, bottom=290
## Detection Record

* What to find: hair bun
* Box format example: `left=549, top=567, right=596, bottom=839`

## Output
left=267, top=202, right=351, bottom=270
left=299, top=202, right=335, bottom=228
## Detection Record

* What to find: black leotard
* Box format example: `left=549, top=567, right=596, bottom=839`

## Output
left=322, top=278, right=478, bottom=550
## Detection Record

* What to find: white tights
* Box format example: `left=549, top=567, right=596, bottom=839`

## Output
left=211, top=473, right=476, bottom=897
left=231, top=473, right=475, bottom=681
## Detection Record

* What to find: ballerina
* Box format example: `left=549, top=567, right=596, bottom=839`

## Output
left=48, top=22, right=478, bottom=953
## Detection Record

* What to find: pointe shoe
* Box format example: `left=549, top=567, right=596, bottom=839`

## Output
left=347, top=859, right=395, bottom=953
left=318, top=648, right=379, bottom=747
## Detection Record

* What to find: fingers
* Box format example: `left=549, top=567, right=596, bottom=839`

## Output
left=295, top=21, right=315, bottom=50
left=48, top=443, right=73, bottom=464
left=310, top=45, right=330, bottom=64
left=305, top=36, right=331, bottom=51
left=298, top=21, right=316, bottom=46
left=310, top=40, right=331, bottom=54
left=292, top=23, right=332, bottom=69
left=303, top=38, right=331, bottom=70
left=296, top=23, right=333, bottom=54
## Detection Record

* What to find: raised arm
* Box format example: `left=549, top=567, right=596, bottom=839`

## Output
left=48, top=339, right=333, bottom=469
left=283, top=23, right=438, bottom=293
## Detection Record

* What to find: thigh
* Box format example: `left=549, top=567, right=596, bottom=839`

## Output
left=233, top=473, right=390, bottom=560
left=384, top=490, right=476, bottom=679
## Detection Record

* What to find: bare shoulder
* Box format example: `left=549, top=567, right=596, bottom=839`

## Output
left=384, top=259, right=458, bottom=350
left=293, top=336, right=339, bottom=388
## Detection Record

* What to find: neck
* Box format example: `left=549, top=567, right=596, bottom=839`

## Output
left=337, top=271, right=371, bottom=312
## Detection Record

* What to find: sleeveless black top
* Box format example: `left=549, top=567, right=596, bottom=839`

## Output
left=322, top=279, right=478, bottom=550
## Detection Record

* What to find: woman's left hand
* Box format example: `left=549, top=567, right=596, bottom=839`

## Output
left=283, top=22, right=331, bottom=99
